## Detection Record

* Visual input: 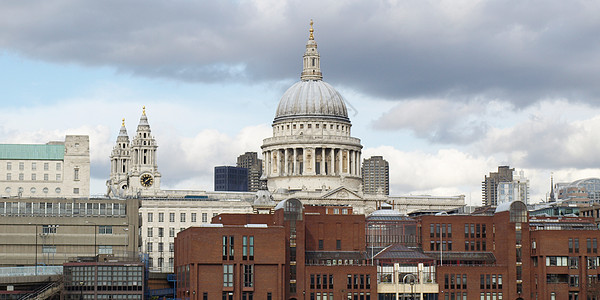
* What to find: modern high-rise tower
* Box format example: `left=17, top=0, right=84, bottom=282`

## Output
left=482, top=165, right=514, bottom=206
left=362, top=156, right=389, bottom=195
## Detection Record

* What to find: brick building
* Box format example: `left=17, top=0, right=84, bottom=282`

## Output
left=175, top=199, right=376, bottom=300
left=419, top=201, right=600, bottom=300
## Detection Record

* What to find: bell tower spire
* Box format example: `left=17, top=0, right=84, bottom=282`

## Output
left=301, top=19, right=323, bottom=81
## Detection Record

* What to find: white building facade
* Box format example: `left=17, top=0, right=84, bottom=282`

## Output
left=497, top=170, right=529, bottom=204
left=0, top=135, right=90, bottom=198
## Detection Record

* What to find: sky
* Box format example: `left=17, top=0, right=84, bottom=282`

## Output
left=1, top=0, right=600, bottom=205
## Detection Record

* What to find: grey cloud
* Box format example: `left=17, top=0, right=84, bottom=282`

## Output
left=1, top=0, right=600, bottom=107
left=372, top=100, right=489, bottom=144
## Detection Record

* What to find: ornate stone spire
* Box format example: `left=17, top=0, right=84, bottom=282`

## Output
left=301, top=20, right=323, bottom=81
left=118, top=118, right=128, bottom=137
left=138, top=106, right=150, bottom=128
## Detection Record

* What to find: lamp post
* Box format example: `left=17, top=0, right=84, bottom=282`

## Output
left=79, top=280, right=84, bottom=300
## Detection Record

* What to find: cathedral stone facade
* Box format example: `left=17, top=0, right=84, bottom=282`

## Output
left=107, top=107, right=162, bottom=198
left=262, top=21, right=363, bottom=196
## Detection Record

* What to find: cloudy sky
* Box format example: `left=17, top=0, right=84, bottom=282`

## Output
left=1, top=0, right=600, bottom=205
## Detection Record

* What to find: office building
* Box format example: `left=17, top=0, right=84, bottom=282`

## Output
left=175, top=199, right=376, bottom=300
left=236, top=152, right=263, bottom=192
left=214, top=166, right=248, bottom=192
left=482, top=166, right=514, bottom=206
left=362, top=156, right=389, bottom=195
left=497, top=170, right=529, bottom=204
left=0, top=135, right=90, bottom=198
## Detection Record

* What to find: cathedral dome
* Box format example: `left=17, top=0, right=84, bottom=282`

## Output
left=274, top=80, right=349, bottom=122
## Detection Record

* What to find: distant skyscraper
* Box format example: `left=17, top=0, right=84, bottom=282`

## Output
left=497, top=170, right=529, bottom=204
left=362, top=156, right=389, bottom=195
left=214, top=166, right=248, bottom=192
left=236, top=152, right=262, bottom=192
left=482, top=166, right=514, bottom=206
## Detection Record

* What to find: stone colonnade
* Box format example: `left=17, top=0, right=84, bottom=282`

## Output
left=264, top=147, right=361, bottom=177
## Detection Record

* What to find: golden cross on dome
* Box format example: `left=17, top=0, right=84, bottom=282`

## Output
left=122, top=118, right=125, bottom=126
left=142, top=106, right=146, bottom=115
left=309, top=19, right=314, bottom=40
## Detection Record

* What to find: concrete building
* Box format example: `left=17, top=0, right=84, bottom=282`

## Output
left=62, top=254, right=145, bottom=300
left=482, top=166, right=514, bottom=206
left=214, top=166, right=248, bottom=192
left=0, top=135, right=90, bottom=198
left=497, top=170, right=529, bottom=204
left=175, top=199, right=376, bottom=300
left=362, top=156, right=389, bottom=195
left=236, top=152, right=263, bottom=192
left=0, top=197, right=139, bottom=267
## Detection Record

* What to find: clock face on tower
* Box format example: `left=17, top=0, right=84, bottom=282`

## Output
left=140, top=174, right=154, bottom=187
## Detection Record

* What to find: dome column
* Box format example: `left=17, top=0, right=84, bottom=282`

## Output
left=320, top=147, right=326, bottom=175
left=284, top=148, right=289, bottom=176
left=330, top=148, right=335, bottom=175
left=293, top=148, right=298, bottom=175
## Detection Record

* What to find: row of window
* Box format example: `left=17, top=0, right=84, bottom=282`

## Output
left=478, top=292, right=503, bottom=300
left=147, top=212, right=217, bottom=223
left=221, top=264, right=255, bottom=287
left=148, top=257, right=174, bottom=270
left=310, top=274, right=333, bottom=290
left=568, top=237, right=598, bottom=253
left=146, top=242, right=174, bottom=253
left=465, top=223, right=487, bottom=239
left=430, top=223, right=452, bottom=238
left=444, top=274, right=467, bottom=290
left=221, top=236, right=254, bottom=261
left=545, top=256, right=600, bottom=268
left=0, top=202, right=126, bottom=217
left=479, top=274, right=503, bottom=290
left=5, top=162, right=61, bottom=171
left=346, top=274, right=371, bottom=290
left=444, top=292, right=467, bottom=300
left=276, top=123, right=348, bottom=132
left=3, top=173, right=63, bottom=181
left=44, top=245, right=113, bottom=255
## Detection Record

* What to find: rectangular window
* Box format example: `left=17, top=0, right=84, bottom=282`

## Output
left=73, top=188, right=79, bottom=194
left=159, top=212, right=164, bottom=222
left=595, top=238, right=598, bottom=253
left=56, top=174, right=61, bottom=181
left=98, top=245, right=112, bottom=254
left=158, top=227, right=164, bottom=237
left=431, top=224, right=435, bottom=238
left=44, top=163, right=48, bottom=171
left=169, top=212, right=175, bottom=222
left=147, top=242, right=153, bottom=252
left=31, top=173, right=36, bottom=180
left=43, top=174, right=48, bottom=181
left=319, top=239, right=324, bottom=250
left=158, top=242, right=164, bottom=252
left=191, top=213, right=197, bottom=222
left=169, top=243, right=174, bottom=252
left=588, top=238, right=593, bottom=253
left=98, top=225, right=112, bottom=234
left=74, top=168, right=79, bottom=181
left=336, top=239, right=341, bottom=250
left=169, top=227, right=175, bottom=237
left=448, top=224, right=452, bottom=238
left=180, top=213, right=186, bottom=222
left=223, top=265, right=234, bottom=287
left=243, top=264, right=254, bottom=287
left=575, top=238, right=580, bottom=253
left=42, top=245, right=56, bottom=253
left=56, top=162, right=61, bottom=171
left=148, top=212, right=153, bottom=222
left=19, top=173, right=23, bottom=181
left=6, top=162, right=11, bottom=170
left=19, top=162, right=24, bottom=171
left=6, top=173, right=10, bottom=181
left=243, top=236, right=248, bottom=260
left=202, top=213, right=208, bottom=223
left=148, top=227, right=153, bottom=237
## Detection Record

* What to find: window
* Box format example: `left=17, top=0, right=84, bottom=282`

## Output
left=42, top=225, right=58, bottom=234
left=42, top=245, right=56, bottom=253
left=191, top=213, right=197, bottom=222
left=169, top=227, right=175, bottom=237
left=159, top=212, right=164, bottom=222
left=202, top=213, right=208, bottom=223
left=74, top=168, right=79, bottom=181
left=158, top=242, right=164, bottom=252
left=148, top=212, right=153, bottom=222
left=56, top=163, right=61, bottom=171
left=6, top=173, right=10, bottom=181
left=147, top=227, right=153, bottom=237
left=98, top=245, right=112, bottom=254
left=169, top=212, right=175, bottom=222
left=6, top=162, right=11, bottom=170
left=98, top=225, right=112, bottom=234
left=243, top=264, right=254, bottom=287
left=19, top=162, right=24, bottom=171
left=569, top=257, right=578, bottom=269
left=43, top=174, right=48, bottom=181
left=180, top=213, right=186, bottom=222
left=336, top=239, right=341, bottom=250
left=223, top=265, right=234, bottom=287
left=575, top=238, right=580, bottom=253
left=147, top=242, right=153, bottom=252
left=169, top=243, right=174, bottom=252
left=56, top=174, right=61, bottom=181
left=319, top=239, right=324, bottom=250
left=73, top=188, right=79, bottom=194
left=19, top=173, right=23, bottom=181
left=158, top=227, right=164, bottom=237
left=44, top=163, right=48, bottom=171
left=31, top=173, right=36, bottom=180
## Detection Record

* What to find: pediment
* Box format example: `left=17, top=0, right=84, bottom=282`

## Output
left=321, top=186, right=363, bottom=200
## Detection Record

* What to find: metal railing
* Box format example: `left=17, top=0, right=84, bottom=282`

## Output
left=0, top=266, right=63, bottom=277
